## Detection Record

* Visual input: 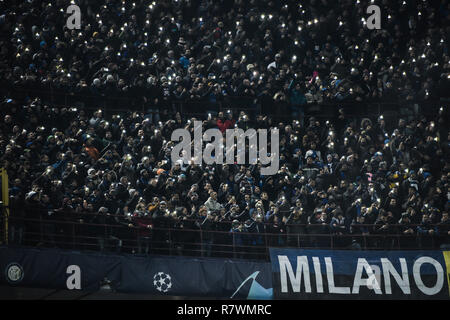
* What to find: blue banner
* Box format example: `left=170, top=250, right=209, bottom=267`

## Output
left=118, top=255, right=272, bottom=299
left=269, top=248, right=450, bottom=299
left=0, top=247, right=121, bottom=291
left=0, top=246, right=273, bottom=299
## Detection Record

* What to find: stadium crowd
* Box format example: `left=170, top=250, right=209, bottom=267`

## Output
left=0, top=0, right=449, bottom=257
left=0, top=0, right=449, bottom=115
left=1, top=98, right=449, bottom=256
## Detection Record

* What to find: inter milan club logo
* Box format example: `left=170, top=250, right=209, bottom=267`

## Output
left=153, top=272, right=172, bottom=293
left=5, top=263, right=24, bottom=284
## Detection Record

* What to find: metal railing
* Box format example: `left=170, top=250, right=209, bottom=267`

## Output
left=5, top=87, right=445, bottom=121
left=2, top=209, right=449, bottom=260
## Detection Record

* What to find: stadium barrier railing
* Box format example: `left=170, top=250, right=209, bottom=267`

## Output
left=2, top=208, right=449, bottom=261
left=5, top=87, right=445, bottom=122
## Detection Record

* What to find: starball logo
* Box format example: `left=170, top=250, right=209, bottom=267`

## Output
left=171, top=121, right=279, bottom=175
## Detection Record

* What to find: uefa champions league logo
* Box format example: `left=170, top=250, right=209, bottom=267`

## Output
left=231, top=271, right=273, bottom=299
left=153, top=272, right=172, bottom=293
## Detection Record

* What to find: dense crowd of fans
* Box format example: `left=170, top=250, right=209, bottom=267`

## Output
left=1, top=0, right=449, bottom=116
left=1, top=97, right=449, bottom=256
left=0, top=0, right=449, bottom=258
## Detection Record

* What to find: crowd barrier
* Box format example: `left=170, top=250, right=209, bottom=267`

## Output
left=1, top=245, right=449, bottom=299
left=2, top=209, right=449, bottom=261
left=270, top=248, right=450, bottom=299
left=0, top=246, right=273, bottom=299
left=4, top=87, right=446, bottom=121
